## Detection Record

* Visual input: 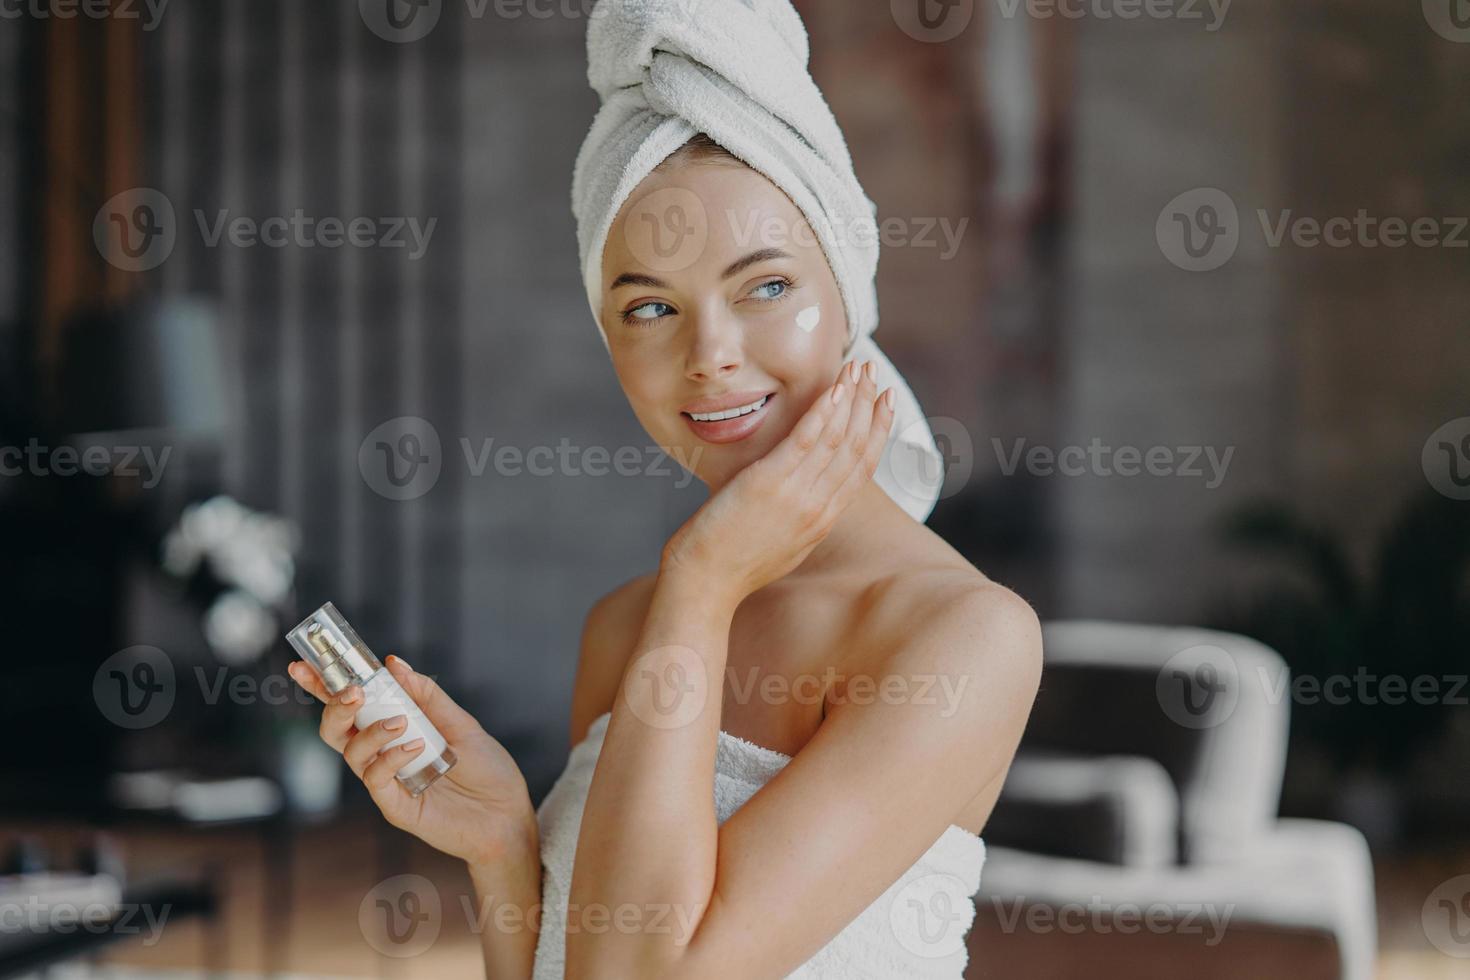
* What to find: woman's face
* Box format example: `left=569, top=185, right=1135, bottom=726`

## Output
left=598, top=160, right=849, bottom=489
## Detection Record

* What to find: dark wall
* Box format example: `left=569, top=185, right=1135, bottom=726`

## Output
left=127, top=1, right=703, bottom=796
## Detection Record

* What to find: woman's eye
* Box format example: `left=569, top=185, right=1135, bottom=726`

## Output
left=623, top=301, right=672, bottom=324
left=751, top=279, right=788, bottom=301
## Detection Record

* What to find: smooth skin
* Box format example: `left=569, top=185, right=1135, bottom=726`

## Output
left=289, top=156, right=1043, bottom=980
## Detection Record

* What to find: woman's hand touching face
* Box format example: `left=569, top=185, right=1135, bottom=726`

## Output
left=661, top=357, right=895, bottom=610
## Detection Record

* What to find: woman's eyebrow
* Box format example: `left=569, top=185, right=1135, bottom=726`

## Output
left=609, top=247, right=793, bottom=291
left=722, top=247, right=792, bottom=280
left=610, top=272, right=668, bottom=290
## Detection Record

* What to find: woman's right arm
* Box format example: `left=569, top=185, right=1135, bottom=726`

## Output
left=288, top=654, right=543, bottom=979
left=467, top=821, right=543, bottom=979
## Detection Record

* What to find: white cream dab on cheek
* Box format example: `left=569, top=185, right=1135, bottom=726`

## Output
left=795, top=305, right=821, bottom=333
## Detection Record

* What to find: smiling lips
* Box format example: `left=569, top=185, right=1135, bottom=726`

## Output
left=681, top=392, right=775, bottom=444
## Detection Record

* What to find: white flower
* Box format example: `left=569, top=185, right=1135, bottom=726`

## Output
left=203, top=590, right=277, bottom=665
left=162, top=495, right=300, bottom=607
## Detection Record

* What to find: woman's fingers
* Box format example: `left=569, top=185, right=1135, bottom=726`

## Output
left=318, top=687, right=361, bottom=754
left=763, top=360, right=859, bottom=477
left=809, top=361, right=880, bottom=502
left=362, top=738, right=426, bottom=795
left=287, top=661, right=330, bottom=704
left=384, top=656, right=479, bottom=738
left=296, top=654, right=470, bottom=767
left=343, top=714, right=410, bottom=778
left=828, top=382, right=896, bottom=512
left=798, top=361, right=861, bottom=480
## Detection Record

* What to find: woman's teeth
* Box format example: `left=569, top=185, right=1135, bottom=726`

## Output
left=687, top=395, right=769, bottom=422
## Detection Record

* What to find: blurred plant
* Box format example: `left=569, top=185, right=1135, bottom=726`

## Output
left=156, top=496, right=337, bottom=809
left=1214, top=489, right=1470, bottom=775
left=160, top=495, right=299, bottom=665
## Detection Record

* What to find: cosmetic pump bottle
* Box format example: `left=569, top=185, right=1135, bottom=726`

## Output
left=286, top=602, right=457, bottom=797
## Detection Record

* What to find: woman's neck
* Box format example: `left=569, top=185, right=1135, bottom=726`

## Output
left=786, top=478, right=911, bottom=580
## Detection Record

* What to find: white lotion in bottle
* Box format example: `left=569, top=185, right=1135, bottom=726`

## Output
left=286, top=602, right=457, bottom=797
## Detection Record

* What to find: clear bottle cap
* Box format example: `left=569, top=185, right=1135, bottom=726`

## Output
left=286, top=602, right=382, bottom=696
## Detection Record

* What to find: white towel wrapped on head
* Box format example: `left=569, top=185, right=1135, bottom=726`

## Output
left=571, top=0, right=947, bottom=522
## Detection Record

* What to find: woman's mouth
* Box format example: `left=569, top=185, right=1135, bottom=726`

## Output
left=681, top=393, right=774, bottom=444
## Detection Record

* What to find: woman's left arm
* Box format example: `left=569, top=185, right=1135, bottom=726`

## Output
left=565, top=363, right=1044, bottom=979
left=569, top=568, right=1040, bottom=980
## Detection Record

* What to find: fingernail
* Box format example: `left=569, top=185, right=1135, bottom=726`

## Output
left=847, top=361, right=859, bottom=382
left=864, top=361, right=876, bottom=382
left=390, top=654, right=413, bottom=672
left=384, top=715, right=407, bottom=731
left=402, top=738, right=425, bottom=752
left=883, top=389, right=896, bottom=410
left=830, top=383, right=845, bottom=405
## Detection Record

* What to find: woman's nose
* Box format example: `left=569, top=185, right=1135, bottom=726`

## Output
left=683, top=308, right=743, bottom=382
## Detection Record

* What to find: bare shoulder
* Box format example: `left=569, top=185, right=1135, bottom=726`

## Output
left=568, top=570, right=661, bottom=745
left=838, top=555, right=1043, bottom=835
left=847, top=551, right=1043, bottom=705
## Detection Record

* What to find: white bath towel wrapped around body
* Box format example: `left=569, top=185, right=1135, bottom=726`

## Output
left=531, top=710, right=988, bottom=978
left=571, top=0, right=947, bottom=522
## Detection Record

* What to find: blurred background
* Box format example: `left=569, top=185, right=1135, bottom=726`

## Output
left=1, top=0, right=1467, bottom=977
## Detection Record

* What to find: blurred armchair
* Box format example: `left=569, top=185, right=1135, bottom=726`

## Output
left=967, top=620, right=1377, bottom=980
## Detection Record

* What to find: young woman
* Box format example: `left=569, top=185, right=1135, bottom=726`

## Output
left=288, top=2, right=1042, bottom=977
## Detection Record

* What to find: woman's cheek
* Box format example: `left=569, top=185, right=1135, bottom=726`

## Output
left=750, top=301, right=827, bottom=364
left=606, top=350, right=664, bottom=436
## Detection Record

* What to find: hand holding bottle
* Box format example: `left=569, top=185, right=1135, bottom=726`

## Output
left=288, top=652, right=537, bottom=868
